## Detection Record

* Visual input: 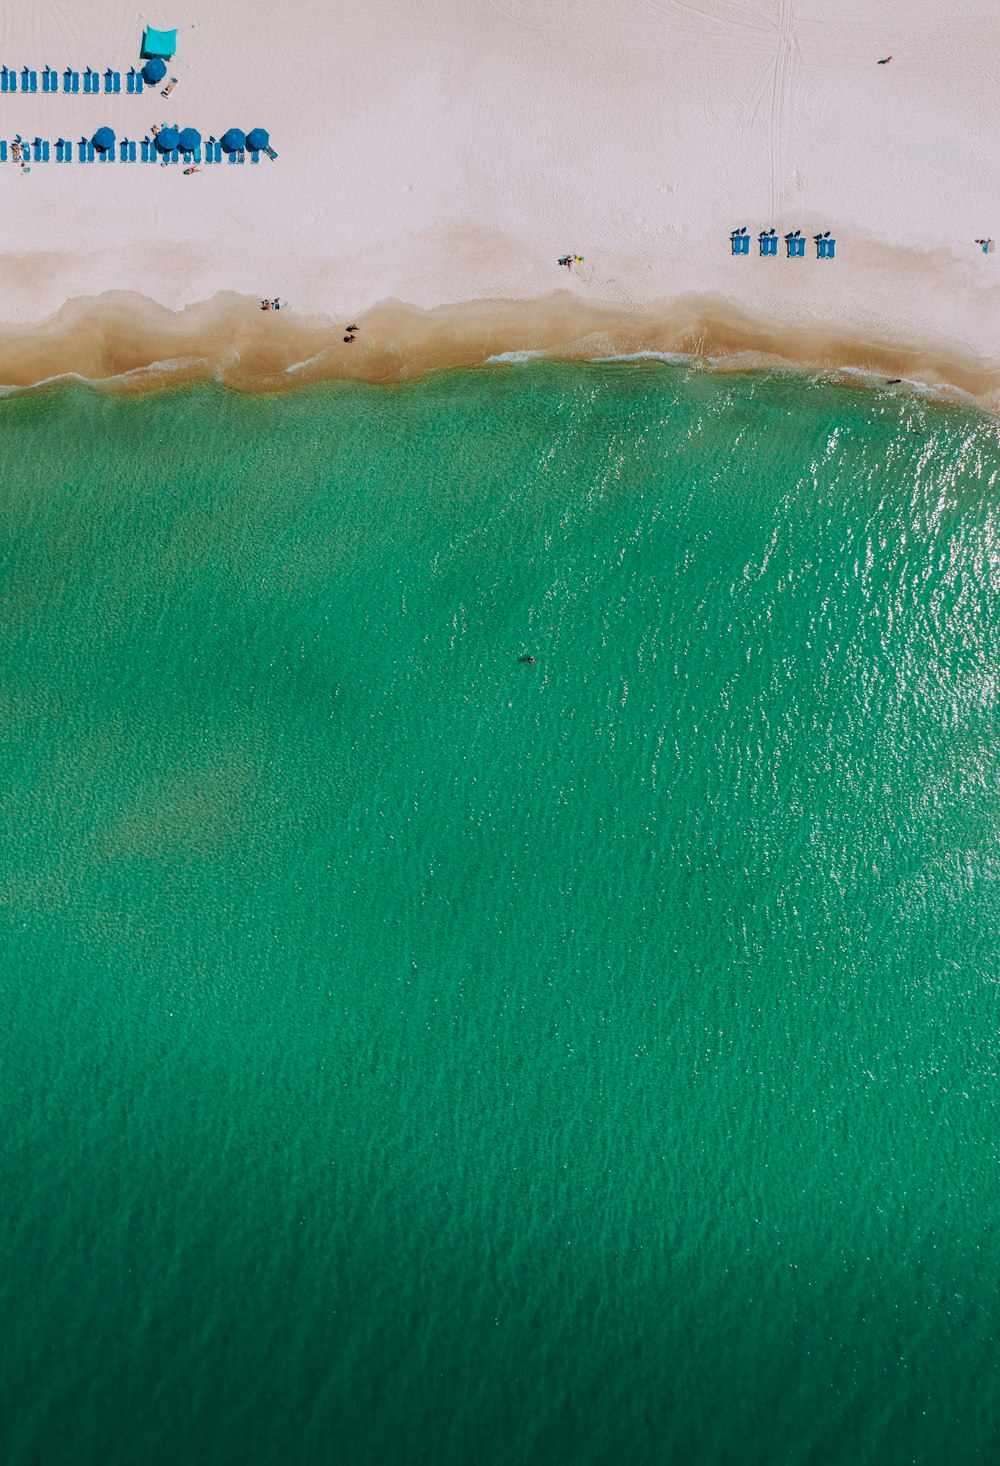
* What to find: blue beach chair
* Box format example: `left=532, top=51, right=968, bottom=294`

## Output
left=104, top=69, right=120, bottom=93
left=815, top=231, right=836, bottom=259
left=264, top=145, right=277, bottom=161
left=55, top=137, right=69, bottom=162
left=127, top=68, right=144, bottom=94
left=730, top=227, right=750, bottom=256
left=141, top=136, right=155, bottom=162
left=21, top=68, right=37, bottom=92
left=759, top=228, right=778, bottom=257
left=227, top=149, right=238, bottom=164
left=42, top=66, right=58, bottom=92
left=2, top=66, right=17, bottom=92
left=32, top=139, right=49, bottom=162
left=0, top=141, right=6, bottom=162
left=784, top=230, right=805, bottom=258
left=98, top=147, right=114, bottom=163
left=63, top=68, right=79, bottom=93
left=249, top=150, right=260, bottom=163
left=83, top=67, right=99, bottom=94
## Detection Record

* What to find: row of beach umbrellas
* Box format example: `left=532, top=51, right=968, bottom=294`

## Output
left=91, top=125, right=269, bottom=153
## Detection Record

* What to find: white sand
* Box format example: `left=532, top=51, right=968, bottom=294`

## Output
left=0, top=0, right=998, bottom=385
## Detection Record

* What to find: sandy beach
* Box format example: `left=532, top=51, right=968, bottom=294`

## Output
left=1, top=0, right=999, bottom=399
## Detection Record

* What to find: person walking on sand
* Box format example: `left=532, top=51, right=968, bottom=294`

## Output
left=877, top=55, right=892, bottom=64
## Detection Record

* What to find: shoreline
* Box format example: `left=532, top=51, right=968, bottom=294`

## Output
left=0, top=290, right=998, bottom=411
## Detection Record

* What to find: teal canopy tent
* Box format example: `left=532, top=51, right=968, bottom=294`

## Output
left=141, top=26, right=177, bottom=59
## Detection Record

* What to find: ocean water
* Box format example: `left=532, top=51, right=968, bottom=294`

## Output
left=2, top=364, right=1000, bottom=1466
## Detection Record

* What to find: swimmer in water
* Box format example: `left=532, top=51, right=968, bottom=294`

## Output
left=519, top=655, right=536, bottom=664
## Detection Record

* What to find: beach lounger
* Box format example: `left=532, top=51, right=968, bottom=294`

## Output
left=83, top=68, right=99, bottom=94
left=759, top=229, right=778, bottom=257
left=161, top=76, right=178, bottom=97
left=784, top=230, right=805, bottom=258
left=2, top=67, right=17, bottom=93
left=127, top=68, right=144, bottom=94
left=249, top=150, right=260, bottom=163
left=42, top=66, right=58, bottom=92
left=730, top=228, right=750, bottom=256
left=32, top=139, right=49, bottom=162
left=77, top=138, right=88, bottom=162
left=264, top=145, right=278, bottom=160
left=104, top=69, right=120, bottom=93
left=63, top=68, right=79, bottom=93
left=55, top=138, right=68, bottom=161
left=0, top=142, right=6, bottom=162
left=141, top=137, right=154, bottom=162
left=21, top=68, right=37, bottom=93
left=816, top=238, right=836, bottom=259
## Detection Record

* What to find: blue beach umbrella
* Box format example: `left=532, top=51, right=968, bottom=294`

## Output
left=155, top=126, right=180, bottom=152
left=142, top=57, right=167, bottom=84
left=220, top=127, right=246, bottom=152
left=92, top=126, right=115, bottom=151
left=246, top=127, right=269, bottom=152
left=177, top=127, right=201, bottom=152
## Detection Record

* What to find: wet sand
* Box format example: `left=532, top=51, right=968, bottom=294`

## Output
left=1, top=290, right=997, bottom=410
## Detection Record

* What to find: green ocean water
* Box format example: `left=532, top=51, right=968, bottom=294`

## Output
left=2, top=363, right=1000, bottom=1465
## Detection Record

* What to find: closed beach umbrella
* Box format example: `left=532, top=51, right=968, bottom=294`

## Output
left=155, top=126, right=180, bottom=152
left=177, top=127, right=201, bottom=152
left=142, top=57, right=167, bottom=84
left=92, top=126, right=115, bottom=152
left=221, top=127, right=246, bottom=152
left=246, top=127, right=269, bottom=152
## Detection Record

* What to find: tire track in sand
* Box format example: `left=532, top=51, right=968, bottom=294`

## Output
left=769, top=0, right=796, bottom=226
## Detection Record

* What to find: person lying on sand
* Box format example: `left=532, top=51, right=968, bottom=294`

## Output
left=261, top=300, right=271, bottom=310
left=183, top=166, right=200, bottom=175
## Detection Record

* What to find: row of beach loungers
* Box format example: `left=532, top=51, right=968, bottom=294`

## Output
left=731, top=228, right=836, bottom=259
left=1, top=137, right=277, bottom=164
left=1, top=66, right=154, bottom=94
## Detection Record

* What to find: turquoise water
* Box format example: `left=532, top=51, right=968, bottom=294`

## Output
left=2, top=365, right=1000, bottom=1465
